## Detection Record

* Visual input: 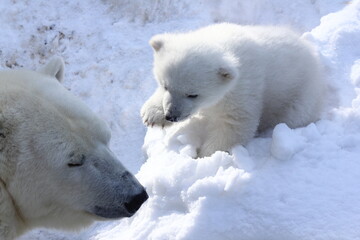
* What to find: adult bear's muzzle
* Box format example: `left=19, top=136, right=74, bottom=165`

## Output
left=93, top=187, right=148, bottom=218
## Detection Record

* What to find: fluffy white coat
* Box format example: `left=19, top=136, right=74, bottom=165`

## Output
left=141, top=23, right=325, bottom=157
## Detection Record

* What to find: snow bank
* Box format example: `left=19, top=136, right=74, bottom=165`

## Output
left=0, top=0, right=358, bottom=239
left=101, top=1, right=360, bottom=240
left=103, top=0, right=346, bottom=31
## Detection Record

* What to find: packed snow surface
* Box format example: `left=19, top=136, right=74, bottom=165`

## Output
left=0, top=0, right=359, bottom=239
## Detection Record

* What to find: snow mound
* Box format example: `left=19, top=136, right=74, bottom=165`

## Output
left=271, top=123, right=306, bottom=161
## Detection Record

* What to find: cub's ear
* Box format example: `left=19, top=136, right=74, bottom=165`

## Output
left=218, top=55, right=239, bottom=81
left=39, top=56, right=64, bottom=82
left=217, top=67, right=236, bottom=80
left=149, top=35, right=164, bottom=52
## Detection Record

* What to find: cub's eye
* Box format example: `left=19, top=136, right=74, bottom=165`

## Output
left=187, top=94, right=198, bottom=99
left=164, top=86, right=168, bottom=91
left=68, top=162, right=83, bottom=167
left=68, top=154, right=85, bottom=167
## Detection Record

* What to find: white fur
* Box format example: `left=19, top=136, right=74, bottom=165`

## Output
left=38, top=56, right=65, bottom=82
left=142, top=23, right=325, bottom=157
left=0, top=58, right=148, bottom=239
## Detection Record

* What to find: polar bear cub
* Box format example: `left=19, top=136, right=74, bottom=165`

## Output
left=0, top=58, right=148, bottom=240
left=141, top=23, right=324, bottom=157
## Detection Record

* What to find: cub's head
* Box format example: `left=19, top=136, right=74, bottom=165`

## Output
left=150, top=34, right=239, bottom=122
left=0, top=58, right=148, bottom=237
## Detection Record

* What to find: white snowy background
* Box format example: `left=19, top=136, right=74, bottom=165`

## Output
left=0, top=0, right=360, bottom=239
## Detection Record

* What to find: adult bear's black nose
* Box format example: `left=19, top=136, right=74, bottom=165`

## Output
left=124, top=189, right=149, bottom=216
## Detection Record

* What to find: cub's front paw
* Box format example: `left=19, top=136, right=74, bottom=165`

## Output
left=141, top=105, right=170, bottom=128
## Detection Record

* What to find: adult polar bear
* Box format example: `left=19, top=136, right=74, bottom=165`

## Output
left=141, top=23, right=325, bottom=157
left=0, top=57, right=148, bottom=240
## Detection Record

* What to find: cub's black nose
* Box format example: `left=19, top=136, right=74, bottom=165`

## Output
left=124, top=189, right=149, bottom=215
left=165, top=114, right=178, bottom=122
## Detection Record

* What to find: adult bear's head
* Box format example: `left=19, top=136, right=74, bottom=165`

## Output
left=0, top=57, right=148, bottom=238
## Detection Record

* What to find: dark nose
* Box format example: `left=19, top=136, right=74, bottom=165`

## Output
left=165, top=114, right=178, bottom=122
left=124, top=189, right=149, bottom=215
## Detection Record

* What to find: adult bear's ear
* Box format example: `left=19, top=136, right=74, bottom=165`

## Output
left=149, top=35, right=164, bottom=52
left=38, top=56, right=65, bottom=82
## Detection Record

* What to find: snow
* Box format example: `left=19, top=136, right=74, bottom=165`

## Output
left=270, top=123, right=307, bottom=161
left=1, top=0, right=360, bottom=239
